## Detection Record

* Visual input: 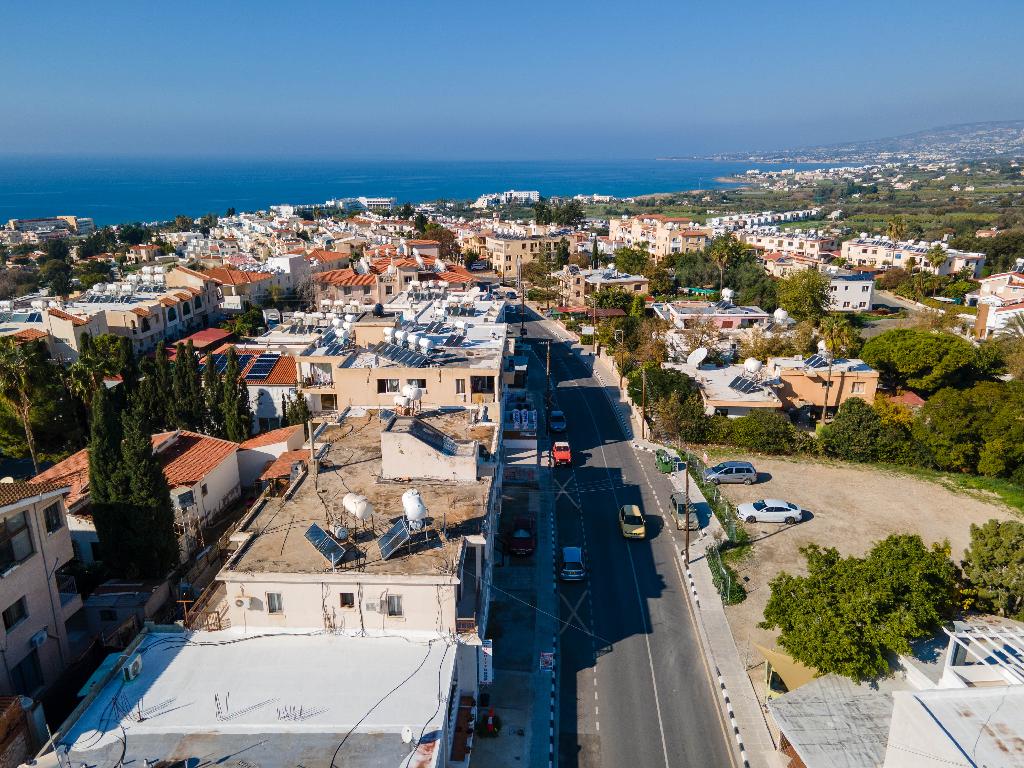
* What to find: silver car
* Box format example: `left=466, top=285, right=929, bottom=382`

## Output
left=703, top=461, right=758, bottom=485
left=559, top=546, right=587, bottom=581
left=738, top=499, right=804, bottom=524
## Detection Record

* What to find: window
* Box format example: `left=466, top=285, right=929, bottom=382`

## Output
left=406, top=379, right=427, bottom=390
left=851, top=381, right=866, bottom=394
left=182, top=302, right=191, bottom=316
left=385, top=285, right=394, bottom=295
left=201, top=483, right=208, bottom=497
left=862, top=285, right=870, bottom=292
left=267, top=593, right=284, bottom=614
left=99, top=609, right=117, bottom=622
left=10, top=649, right=43, bottom=696
left=43, top=502, right=63, bottom=534
left=340, top=592, right=355, bottom=609
left=194, top=296, right=203, bottom=309
left=167, top=307, right=177, bottom=322
left=386, top=594, right=403, bottom=617
left=0, top=512, right=34, bottom=572
left=2, top=597, right=28, bottom=631
left=377, top=379, right=400, bottom=394
left=455, top=379, right=466, bottom=395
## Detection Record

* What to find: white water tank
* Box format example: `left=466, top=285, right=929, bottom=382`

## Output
left=721, top=287, right=735, bottom=303
left=407, top=332, right=420, bottom=350
left=383, top=327, right=396, bottom=343
left=394, top=394, right=410, bottom=408
left=331, top=317, right=343, bottom=329
left=773, top=308, right=789, bottom=324
left=394, top=329, right=407, bottom=344
left=351, top=496, right=373, bottom=522
left=744, top=358, right=763, bottom=375
left=402, top=489, right=428, bottom=524
left=402, top=384, right=422, bottom=402
left=418, top=337, right=433, bottom=352
left=342, top=493, right=361, bottom=514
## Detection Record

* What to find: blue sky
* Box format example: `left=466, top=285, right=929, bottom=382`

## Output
left=3, top=0, right=1022, bottom=159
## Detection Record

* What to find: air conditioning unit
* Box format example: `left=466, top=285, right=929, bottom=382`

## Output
left=123, top=655, right=143, bottom=681
left=364, top=601, right=379, bottom=613
left=29, top=630, right=47, bottom=649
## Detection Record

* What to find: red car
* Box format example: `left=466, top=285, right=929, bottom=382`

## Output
left=552, top=441, right=572, bottom=467
left=507, top=517, right=537, bottom=556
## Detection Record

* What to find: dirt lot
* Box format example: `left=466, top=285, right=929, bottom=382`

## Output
left=711, top=454, right=1019, bottom=671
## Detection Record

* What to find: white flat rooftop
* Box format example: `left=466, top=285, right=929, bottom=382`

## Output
left=59, top=628, right=454, bottom=767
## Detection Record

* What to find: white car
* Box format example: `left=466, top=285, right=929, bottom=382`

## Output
left=737, top=499, right=804, bottom=524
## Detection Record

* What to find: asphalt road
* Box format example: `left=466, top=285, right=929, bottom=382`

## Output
left=518, top=311, right=735, bottom=768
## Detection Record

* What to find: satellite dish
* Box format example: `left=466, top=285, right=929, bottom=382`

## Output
left=721, top=287, right=735, bottom=303
left=744, top=357, right=763, bottom=375
left=686, top=347, right=709, bottom=367
left=817, top=339, right=828, bottom=353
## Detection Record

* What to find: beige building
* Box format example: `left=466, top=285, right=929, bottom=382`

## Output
left=740, top=228, right=837, bottom=258
left=0, top=481, right=82, bottom=698
left=840, top=237, right=986, bottom=277
left=555, top=265, right=649, bottom=306
left=768, top=355, right=879, bottom=413
left=316, top=252, right=476, bottom=306
left=484, top=231, right=564, bottom=279
left=608, top=214, right=709, bottom=260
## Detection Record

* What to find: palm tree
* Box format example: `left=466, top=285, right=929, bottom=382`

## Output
left=0, top=339, right=45, bottom=474
left=817, top=316, right=859, bottom=423
left=885, top=215, right=908, bottom=243
left=709, top=234, right=742, bottom=291
left=925, top=245, right=948, bottom=296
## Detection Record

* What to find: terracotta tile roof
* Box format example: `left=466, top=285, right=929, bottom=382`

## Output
left=259, top=450, right=309, bottom=481
left=883, top=390, right=926, bottom=408
left=0, top=479, right=70, bottom=509
left=240, top=424, right=303, bottom=449
left=30, top=449, right=90, bottom=509
left=171, top=265, right=210, bottom=280
left=204, top=267, right=275, bottom=286
left=316, top=269, right=378, bottom=287
left=159, top=297, right=178, bottom=307
left=406, top=239, right=441, bottom=246
left=131, top=307, right=152, bottom=317
left=47, top=307, right=89, bottom=326
left=11, top=328, right=48, bottom=343
left=151, top=430, right=239, bottom=487
left=182, top=327, right=233, bottom=350
left=306, top=249, right=347, bottom=263
left=243, top=354, right=297, bottom=386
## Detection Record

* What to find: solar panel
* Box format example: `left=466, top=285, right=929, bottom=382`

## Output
left=804, top=354, right=828, bottom=369
left=247, top=352, right=280, bottom=380
left=304, top=523, right=346, bottom=566
left=728, top=376, right=762, bottom=394
left=378, top=518, right=411, bottom=561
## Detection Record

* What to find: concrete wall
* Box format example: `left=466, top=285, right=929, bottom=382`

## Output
left=0, top=491, right=76, bottom=697
left=380, top=429, right=478, bottom=482
left=313, top=366, right=500, bottom=410
left=238, top=435, right=305, bottom=489
left=219, top=572, right=459, bottom=634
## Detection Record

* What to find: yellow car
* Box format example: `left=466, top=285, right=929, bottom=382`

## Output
left=618, top=505, right=646, bottom=539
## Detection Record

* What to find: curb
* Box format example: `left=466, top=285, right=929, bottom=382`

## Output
left=716, top=665, right=751, bottom=768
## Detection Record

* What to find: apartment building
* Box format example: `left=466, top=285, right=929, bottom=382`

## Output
left=204, top=266, right=290, bottom=311
left=740, top=227, right=837, bottom=258
left=555, top=265, right=649, bottom=306
left=0, top=481, right=82, bottom=698
left=608, top=214, right=709, bottom=259
left=652, top=299, right=773, bottom=331
left=768, top=355, right=879, bottom=414
left=47, top=408, right=503, bottom=768
left=840, top=236, right=986, bottom=277
left=828, top=273, right=874, bottom=311
left=483, top=230, right=565, bottom=279
left=315, top=252, right=476, bottom=306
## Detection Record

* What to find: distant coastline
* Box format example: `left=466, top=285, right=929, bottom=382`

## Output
left=0, top=157, right=829, bottom=225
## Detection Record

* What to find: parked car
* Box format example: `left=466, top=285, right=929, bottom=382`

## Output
left=737, top=499, right=804, bottom=524
left=618, top=504, right=646, bottom=539
left=470, top=261, right=489, bottom=271
left=559, top=546, right=587, bottom=581
left=703, top=460, right=758, bottom=485
left=670, top=491, right=699, bottom=530
left=549, top=410, right=567, bottom=433
left=507, top=516, right=537, bottom=555
left=552, top=441, right=572, bottom=467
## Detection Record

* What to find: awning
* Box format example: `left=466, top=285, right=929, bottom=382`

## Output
left=754, top=643, right=818, bottom=691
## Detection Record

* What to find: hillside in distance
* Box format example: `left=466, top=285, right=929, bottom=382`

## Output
left=700, top=120, right=1024, bottom=163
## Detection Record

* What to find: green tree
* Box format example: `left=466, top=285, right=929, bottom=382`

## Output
left=592, top=287, right=634, bottom=313
left=173, top=214, right=194, bottom=231
left=285, top=393, right=312, bottom=433
left=885, top=215, right=908, bottom=243
left=776, top=269, right=832, bottom=323
left=628, top=294, right=646, bottom=319
left=819, top=397, right=882, bottom=462
left=172, top=341, right=204, bottom=430
left=422, top=222, right=460, bottom=261
left=925, top=244, right=948, bottom=284
left=0, top=339, right=46, bottom=473
left=413, top=213, right=428, bottom=234
left=202, top=353, right=225, bottom=438
left=613, top=246, right=649, bottom=276
left=720, top=410, right=798, bottom=454
left=221, top=348, right=252, bottom=442
left=708, top=234, right=745, bottom=291
left=760, top=536, right=958, bottom=681
left=119, top=396, right=179, bottom=577
left=153, top=341, right=173, bottom=428
left=40, top=259, right=73, bottom=298
left=861, top=329, right=999, bottom=394
left=963, top=519, right=1024, bottom=619
left=87, top=386, right=129, bottom=568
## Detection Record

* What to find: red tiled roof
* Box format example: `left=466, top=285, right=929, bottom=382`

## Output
left=259, top=450, right=309, bottom=481
left=240, top=424, right=304, bottom=449
left=171, top=265, right=210, bottom=280
left=11, top=328, right=48, bottom=343
left=151, top=430, right=239, bottom=487
left=243, top=355, right=297, bottom=386
left=182, top=327, right=233, bottom=350
left=316, top=269, right=378, bottom=287
left=30, top=449, right=90, bottom=510
left=884, top=390, right=926, bottom=408
left=131, top=307, right=152, bottom=317
left=47, top=307, right=89, bottom=327
left=306, top=249, right=347, bottom=263
left=205, top=267, right=274, bottom=286
left=406, top=239, right=441, bottom=246
left=0, top=479, right=70, bottom=510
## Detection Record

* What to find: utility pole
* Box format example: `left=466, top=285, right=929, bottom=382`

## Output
left=640, top=368, right=647, bottom=440
left=546, top=339, right=551, bottom=382
left=518, top=259, right=526, bottom=338
left=308, top=419, right=318, bottom=489
left=683, top=460, right=690, bottom=565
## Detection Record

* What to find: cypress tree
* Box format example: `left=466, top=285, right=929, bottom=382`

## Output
left=153, top=341, right=173, bottom=428
left=221, top=347, right=252, bottom=442
left=87, top=387, right=129, bottom=570
left=120, top=397, right=179, bottom=577
left=286, top=393, right=312, bottom=434
left=116, top=336, right=138, bottom=399
left=202, top=353, right=225, bottom=437
left=172, top=341, right=203, bottom=430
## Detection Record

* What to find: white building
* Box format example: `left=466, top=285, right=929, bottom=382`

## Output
left=840, top=236, right=986, bottom=277
left=827, top=272, right=874, bottom=311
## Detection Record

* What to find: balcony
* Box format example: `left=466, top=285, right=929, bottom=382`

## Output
left=456, top=540, right=484, bottom=638
left=58, top=573, right=78, bottom=606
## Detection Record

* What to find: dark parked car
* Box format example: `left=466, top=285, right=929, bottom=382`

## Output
left=507, top=516, right=537, bottom=556
left=549, top=410, right=567, bottom=433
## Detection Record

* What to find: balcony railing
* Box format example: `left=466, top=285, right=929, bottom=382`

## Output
left=57, top=573, right=78, bottom=605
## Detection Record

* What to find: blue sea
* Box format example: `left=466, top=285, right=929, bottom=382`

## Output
left=0, top=157, right=817, bottom=226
